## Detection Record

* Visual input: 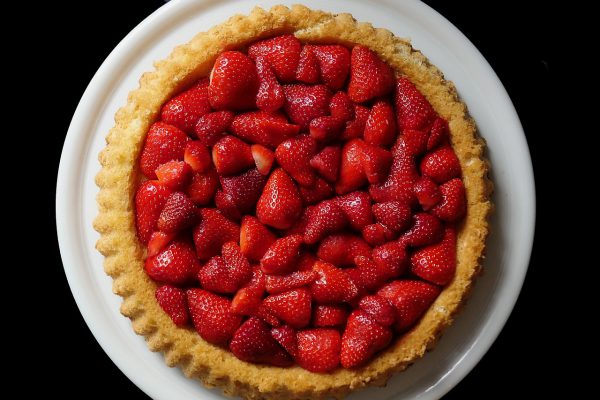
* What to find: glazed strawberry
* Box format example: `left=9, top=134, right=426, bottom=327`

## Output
left=403, top=129, right=429, bottom=156
left=317, top=234, right=371, bottom=267
left=360, top=143, right=393, bottom=184
left=304, top=200, right=347, bottom=244
left=135, top=180, right=172, bottom=244
left=145, top=239, right=200, bottom=285
left=255, top=303, right=282, bottom=327
left=351, top=256, right=392, bottom=293
left=220, top=168, right=268, bottom=214
left=140, top=122, right=190, bottom=179
left=310, top=145, right=341, bottom=183
left=209, top=51, right=259, bottom=110
left=275, top=134, right=317, bottom=187
left=336, top=191, right=374, bottom=231
left=341, top=104, right=369, bottom=141
left=265, top=270, right=319, bottom=294
left=155, top=160, right=193, bottom=191
left=427, top=117, right=449, bottom=150
left=155, top=285, right=190, bottom=326
left=194, top=111, right=235, bottom=146
left=335, top=139, right=367, bottom=195
left=347, top=45, right=394, bottom=103
left=400, top=212, right=444, bottom=247
left=193, top=208, right=240, bottom=261
left=186, top=169, right=218, bottom=206
left=284, top=205, right=313, bottom=237
left=147, top=231, right=176, bottom=257
left=230, top=111, right=300, bottom=148
left=230, top=317, right=293, bottom=366
left=411, top=227, right=456, bottom=286
left=296, top=45, right=320, bottom=83
left=263, top=288, right=312, bottom=329
left=283, top=84, right=332, bottom=129
left=311, top=261, right=358, bottom=303
left=248, top=34, right=302, bottom=83
left=372, top=201, right=411, bottom=232
left=199, top=242, right=252, bottom=294
left=359, top=295, right=396, bottom=327
left=297, top=252, right=318, bottom=271
left=255, top=56, right=285, bottom=112
left=296, top=329, right=341, bottom=372
left=361, top=223, right=396, bottom=246
left=420, top=145, right=461, bottom=183
left=158, top=192, right=199, bottom=233
left=239, top=216, right=277, bottom=262
left=364, top=101, right=397, bottom=146
left=310, top=45, right=351, bottom=91
left=184, top=141, right=211, bottom=173
left=395, top=77, right=436, bottom=131
left=251, top=144, right=275, bottom=175
left=309, top=116, right=346, bottom=143
left=215, top=190, right=241, bottom=221
left=256, top=168, right=303, bottom=229
left=187, top=288, right=243, bottom=346
left=271, top=325, right=298, bottom=357
left=231, top=269, right=265, bottom=316
left=161, top=78, right=211, bottom=133
left=312, top=304, right=349, bottom=327
left=299, top=177, right=334, bottom=205
left=340, top=310, right=391, bottom=368
left=261, top=234, right=303, bottom=275
left=431, top=178, right=466, bottom=222
left=413, top=177, right=442, bottom=211
left=329, top=91, right=355, bottom=122
left=372, top=241, right=408, bottom=278
left=377, top=280, right=440, bottom=332
left=212, top=136, right=254, bottom=175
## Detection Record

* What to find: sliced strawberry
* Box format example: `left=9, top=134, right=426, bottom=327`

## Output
left=377, top=280, right=440, bottom=332
left=372, top=241, right=408, bottom=278
left=395, top=77, right=436, bottom=131
left=372, top=201, right=411, bottom=232
left=310, top=45, right=351, bottom=91
left=296, top=328, right=341, bottom=372
left=239, top=216, right=277, bottom=262
left=299, top=177, right=334, bottom=206
left=329, top=91, right=355, bottom=122
left=261, top=234, right=303, bottom=275
left=265, top=270, right=319, bottom=294
left=147, top=231, right=176, bottom=257
left=411, top=227, right=457, bottom=285
left=364, top=100, right=397, bottom=146
left=414, top=177, right=442, bottom=210
left=309, top=145, right=341, bottom=183
left=255, top=56, right=285, bottom=112
left=220, top=168, right=267, bottom=214
left=296, top=45, right=320, bottom=84
left=336, top=191, right=373, bottom=231
left=230, top=317, right=293, bottom=366
left=251, top=144, right=275, bottom=175
left=193, top=208, right=240, bottom=261
left=248, top=34, right=302, bottom=83
left=283, top=84, right=332, bottom=129
left=359, top=295, right=396, bottom=327
left=135, top=180, right=172, bottom=244
left=140, top=122, right=190, bottom=179
left=427, top=117, right=449, bottom=150
left=183, top=141, right=211, bottom=173
left=275, top=134, right=317, bottom=187
left=361, top=223, right=396, bottom=246
left=347, top=45, right=394, bottom=103
left=309, top=115, right=346, bottom=143
left=194, top=111, right=234, bottom=146
left=145, top=239, right=200, bottom=285
left=403, top=129, right=429, bottom=156
left=431, top=178, right=466, bottom=222
left=304, top=199, right=347, bottom=244
left=420, top=145, right=461, bottom=183
left=157, top=192, right=198, bottom=233
left=340, top=310, right=391, bottom=368
left=161, top=78, right=211, bottom=133
left=199, top=242, right=252, bottom=294
left=230, top=110, right=300, bottom=148
left=360, top=143, right=393, bottom=184
left=187, top=288, right=243, bottom=346
left=311, top=261, right=358, bottom=303
left=312, top=304, right=349, bottom=327
left=186, top=169, right=218, bottom=206
left=271, top=325, right=298, bottom=358
left=400, top=212, right=444, bottom=247
left=155, top=284, right=189, bottom=326
left=209, top=51, right=258, bottom=110
left=155, top=160, right=193, bottom=191
left=263, top=288, right=312, bottom=329
left=335, top=139, right=367, bottom=194
left=212, top=136, right=254, bottom=175
left=256, top=168, right=303, bottom=229
left=231, top=268, right=265, bottom=316
left=317, top=234, right=372, bottom=267
left=341, top=104, right=369, bottom=141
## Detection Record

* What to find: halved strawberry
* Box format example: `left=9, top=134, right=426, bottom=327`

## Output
left=299, top=177, right=334, bottom=205
left=329, top=91, right=355, bottom=122
left=336, top=191, right=374, bottom=231
left=364, top=100, right=396, bottom=146
left=140, top=122, right=190, bottom=179
left=261, top=234, right=303, bottom=275
left=309, top=145, right=341, bottom=183
left=184, top=141, right=211, bottom=173
left=147, top=231, right=176, bottom=257
left=317, top=234, right=371, bottom=267
left=359, top=295, right=396, bottom=327
left=310, top=45, right=351, bottom=91
left=360, top=143, right=393, bottom=184
left=283, top=84, right=332, bottom=129
left=430, top=178, right=466, bottom=222
left=220, top=168, right=267, bottom=214
left=411, top=227, right=457, bottom=286
left=265, top=270, right=319, bottom=294
left=255, top=56, right=285, bottom=112
left=186, top=169, right=218, bottom=206
left=335, top=139, right=367, bottom=194
left=194, top=110, right=234, bottom=146
left=296, top=45, right=320, bottom=84
left=248, top=34, right=302, bottom=83
left=155, top=284, right=189, bottom=326
left=395, top=77, right=436, bottom=131
left=135, top=180, right=172, bottom=244
left=340, top=310, right=391, bottom=368
left=239, top=216, right=277, bottom=262
left=399, top=212, right=444, bottom=247
left=420, top=145, right=461, bottom=183
left=427, top=117, right=449, bottom=150
left=155, top=160, right=193, bottom=191
left=361, top=223, right=396, bottom=246
left=251, top=144, right=275, bottom=175
left=199, top=242, right=253, bottom=294
left=230, top=110, right=300, bottom=148
left=271, top=325, right=298, bottom=358
left=161, top=78, right=211, bottom=133
left=145, top=239, right=200, bottom=285
left=304, top=199, right=347, bottom=244
left=193, top=208, right=240, bottom=261
left=209, top=51, right=258, bottom=110
left=187, top=288, right=243, bottom=346
left=377, top=280, right=440, bottom=332
left=413, top=177, right=442, bottom=210
left=372, top=201, right=411, bottom=232
left=275, top=134, right=317, bottom=187
left=310, top=261, right=358, bottom=303
left=341, top=104, right=369, bottom=141
left=230, top=317, right=293, bottom=366
left=231, top=268, right=265, bottom=316
left=263, top=288, right=312, bottom=329
left=212, top=136, right=254, bottom=175
left=312, top=304, right=349, bottom=327
left=256, top=168, right=303, bottom=229
left=296, top=328, right=341, bottom=372
left=347, top=45, right=394, bottom=103
left=157, top=192, right=199, bottom=233
left=372, top=241, right=408, bottom=278
left=309, top=115, right=346, bottom=143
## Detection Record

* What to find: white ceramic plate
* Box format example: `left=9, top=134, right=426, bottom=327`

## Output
left=56, top=0, right=535, bottom=399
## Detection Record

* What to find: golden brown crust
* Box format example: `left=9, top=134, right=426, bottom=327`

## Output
left=94, top=4, right=492, bottom=400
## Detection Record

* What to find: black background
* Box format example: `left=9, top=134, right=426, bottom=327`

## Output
left=37, top=0, right=568, bottom=398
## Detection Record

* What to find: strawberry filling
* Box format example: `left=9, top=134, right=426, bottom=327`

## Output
left=135, top=35, right=466, bottom=372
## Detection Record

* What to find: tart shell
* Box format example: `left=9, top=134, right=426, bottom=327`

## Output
left=94, top=5, right=493, bottom=399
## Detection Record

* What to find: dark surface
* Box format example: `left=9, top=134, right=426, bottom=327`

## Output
left=41, top=0, right=561, bottom=398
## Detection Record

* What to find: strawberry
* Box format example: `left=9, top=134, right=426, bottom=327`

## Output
left=147, top=231, right=176, bottom=257
left=265, top=270, right=319, bottom=294
left=187, top=288, right=243, bottom=346
left=377, top=280, right=440, bottom=332
left=297, top=252, right=318, bottom=271
left=140, top=122, right=190, bottom=179
left=341, top=104, right=369, bottom=141
left=193, top=208, right=240, bottom=261
left=220, top=168, right=267, bottom=214
left=255, top=303, right=282, bottom=327
left=155, top=285, right=189, bottom=327
left=284, top=205, right=313, bottom=237
left=309, top=116, right=346, bottom=143
left=186, top=169, right=218, bottom=206
left=199, top=242, right=252, bottom=294
left=255, top=56, right=285, bottom=112
left=296, top=328, right=341, bottom=372
left=261, top=234, right=303, bottom=275
left=155, top=160, right=193, bottom=191
left=263, top=288, right=312, bottom=329
left=299, top=177, right=334, bottom=205
left=275, top=134, right=317, bottom=187
left=248, top=34, right=302, bottom=83
left=351, top=256, right=392, bottom=293
left=310, top=45, right=351, bottom=91
left=184, top=141, right=211, bottom=173
left=363, top=100, right=397, bottom=146
left=347, top=45, right=394, bottom=103
left=335, top=139, right=367, bottom=194
left=135, top=180, right=172, bottom=244
left=329, top=91, right=355, bottom=122
left=340, top=310, right=391, bottom=368
left=256, top=168, right=303, bottom=229
left=283, top=84, right=332, bottom=129
left=310, top=261, right=358, bottom=303
left=304, top=199, right=347, bottom=244
left=215, top=190, right=241, bottom=221
left=230, top=110, right=300, bottom=148
left=209, top=51, right=259, bottom=110
left=296, top=45, right=320, bottom=84
left=145, top=239, right=200, bottom=285
left=411, top=227, right=457, bottom=285
left=271, top=325, right=298, bottom=357
left=361, top=223, right=396, bottom=246
left=157, top=192, right=199, bottom=233
left=194, top=111, right=234, bottom=146
left=212, top=136, right=254, bottom=175
left=251, top=144, right=275, bottom=175
left=395, top=77, right=436, bottom=131
left=360, top=143, right=393, bottom=184
left=312, top=304, right=349, bottom=327
left=336, top=191, right=373, bottom=231
left=403, top=129, right=429, bottom=156
left=431, top=178, right=466, bottom=222
left=161, top=78, right=211, bottom=133
left=372, top=201, right=411, bottom=232
left=413, top=177, right=442, bottom=210
left=231, top=268, right=265, bottom=316
left=239, top=216, right=277, bottom=262
left=372, top=241, right=408, bottom=278
left=309, top=145, right=341, bottom=183
left=317, top=234, right=371, bottom=267
left=420, top=145, right=461, bottom=183
left=230, top=317, right=293, bottom=366
left=359, top=295, right=396, bottom=327
left=427, top=117, right=449, bottom=150
left=399, top=212, right=444, bottom=247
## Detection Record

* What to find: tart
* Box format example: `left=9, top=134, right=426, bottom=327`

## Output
left=94, top=4, right=492, bottom=400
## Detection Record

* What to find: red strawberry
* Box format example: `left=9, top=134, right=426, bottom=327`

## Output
left=265, top=270, right=319, bottom=294
left=296, top=328, right=341, bottom=372
left=230, top=111, right=300, bottom=148
left=255, top=56, right=285, bottom=112
left=157, top=192, right=198, bottom=233
left=372, top=201, right=411, bottom=232
left=403, top=129, right=429, bottom=156
left=239, top=216, right=277, bottom=262
left=400, top=212, right=444, bottom=247
left=317, top=234, right=371, bottom=267
left=341, top=104, right=369, bottom=141
left=184, top=141, right=211, bottom=173
left=310, top=45, right=351, bottom=91
left=161, top=79, right=211, bottom=133
left=209, top=51, right=258, bottom=110
left=420, top=145, right=461, bottom=183
left=411, top=227, right=457, bottom=285
left=256, top=168, right=303, bottom=229
left=361, top=223, right=396, bottom=246
left=135, top=180, right=172, bottom=244
left=364, top=100, right=397, bottom=146
left=377, top=280, right=440, bottom=332
left=155, top=285, right=189, bottom=327
left=147, top=231, right=176, bottom=257
left=359, top=295, right=395, bottom=327
left=145, top=239, right=200, bottom=285
left=309, top=115, right=346, bottom=143
left=230, top=317, right=292, bottom=366
left=271, top=325, right=298, bottom=357
left=299, top=177, right=334, bottom=205
left=284, top=205, right=313, bottom=237
left=329, top=91, right=355, bottom=122
left=212, top=136, right=254, bottom=175
left=193, top=208, right=240, bottom=261
left=199, top=242, right=252, bottom=294
left=251, top=144, right=275, bottom=175
left=395, top=77, right=436, bottom=131
left=427, top=117, right=449, bottom=150
left=360, top=143, right=393, bottom=184
left=304, top=200, right=347, bottom=244
left=194, top=111, right=234, bottom=146
left=335, top=139, right=367, bottom=194
left=372, top=241, right=408, bottom=278
left=155, top=160, right=193, bottom=191
left=336, top=191, right=373, bottom=231
left=140, top=122, right=190, bottom=179
left=215, top=190, right=241, bottom=221
left=310, top=145, right=341, bottom=183
left=220, top=168, right=267, bottom=214
left=431, top=178, right=466, bottom=222
left=283, top=84, right=331, bottom=129
left=248, top=34, right=302, bottom=83
left=296, top=45, right=320, bottom=84
left=311, top=261, right=358, bottom=303
left=413, top=177, right=442, bottom=210
left=351, top=256, right=392, bottom=293
left=347, top=45, right=394, bottom=103
left=261, top=234, right=303, bottom=275
left=231, top=268, right=265, bottom=316
left=275, top=134, right=317, bottom=187
left=187, top=289, right=243, bottom=346
left=297, top=252, right=318, bottom=271
left=255, top=303, right=282, bottom=328
left=186, top=169, right=218, bottom=206
left=312, top=304, right=349, bottom=327
left=340, top=310, right=391, bottom=368
left=263, top=288, right=312, bottom=329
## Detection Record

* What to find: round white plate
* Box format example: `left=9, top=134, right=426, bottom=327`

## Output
left=56, top=0, right=535, bottom=399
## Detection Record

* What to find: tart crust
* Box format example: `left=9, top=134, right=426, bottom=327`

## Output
left=94, top=5, right=492, bottom=399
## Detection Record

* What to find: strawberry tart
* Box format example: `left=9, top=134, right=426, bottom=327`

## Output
left=94, top=5, right=492, bottom=399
